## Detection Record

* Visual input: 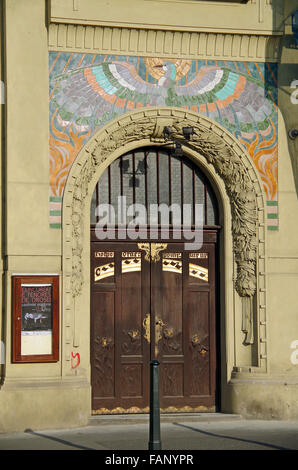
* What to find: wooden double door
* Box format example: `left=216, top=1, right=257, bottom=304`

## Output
left=91, top=234, right=218, bottom=414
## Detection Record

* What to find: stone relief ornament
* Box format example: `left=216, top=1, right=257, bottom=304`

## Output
left=69, top=110, right=259, bottom=344
left=168, top=120, right=257, bottom=344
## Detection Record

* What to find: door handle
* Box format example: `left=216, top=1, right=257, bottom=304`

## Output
left=143, top=313, right=150, bottom=343
left=143, top=313, right=166, bottom=356
left=155, top=315, right=165, bottom=356
left=155, top=317, right=165, bottom=342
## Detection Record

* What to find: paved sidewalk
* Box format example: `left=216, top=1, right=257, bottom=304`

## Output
left=0, top=413, right=297, bottom=451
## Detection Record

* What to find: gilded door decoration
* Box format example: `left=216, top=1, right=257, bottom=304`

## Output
left=137, top=243, right=168, bottom=262
left=127, top=329, right=140, bottom=342
left=190, top=332, right=210, bottom=396
left=121, top=329, right=141, bottom=354
left=191, top=334, right=200, bottom=346
left=162, top=259, right=182, bottom=274
left=137, top=243, right=150, bottom=262
left=94, top=263, right=115, bottom=281
left=121, top=258, right=141, bottom=274
left=94, top=251, right=114, bottom=258
left=189, top=253, right=208, bottom=259
left=191, top=334, right=208, bottom=356
left=163, top=327, right=181, bottom=353
left=122, top=252, right=141, bottom=258
left=93, top=406, right=150, bottom=415
left=100, top=336, right=113, bottom=348
left=189, top=263, right=209, bottom=282
left=150, top=243, right=168, bottom=262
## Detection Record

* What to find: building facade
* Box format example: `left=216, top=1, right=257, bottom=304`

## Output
left=0, top=0, right=298, bottom=432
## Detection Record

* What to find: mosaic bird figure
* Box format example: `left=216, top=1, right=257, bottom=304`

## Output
left=52, top=61, right=175, bottom=131
left=155, top=61, right=177, bottom=87
left=51, top=60, right=275, bottom=137
left=166, top=65, right=275, bottom=138
left=49, top=56, right=278, bottom=205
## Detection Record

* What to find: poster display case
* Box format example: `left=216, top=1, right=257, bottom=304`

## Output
left=12, top=276, right=59, bottom=363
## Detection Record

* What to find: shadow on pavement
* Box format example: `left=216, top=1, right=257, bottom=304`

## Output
left=173, top=423, right=295, bottom=451
left=24, top=429, right=95, bottom=450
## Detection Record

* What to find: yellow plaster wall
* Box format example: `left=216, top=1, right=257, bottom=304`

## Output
left=0, top=0, right=4, bottom=376
left=49, top=0, right=283, bottom=35
left=265, top=0, right=298, bottom=379
left=5, top=0, right=60, bottom=258
left=2, top=0, right=63, bottom=386
left=0, top=381, right=91, bottom=433
left=266, top=112, right=298, bottom=377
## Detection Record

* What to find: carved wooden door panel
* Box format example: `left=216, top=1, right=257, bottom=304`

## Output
left=91, top=241, right=151, bottom=413
left=151, top=242, right=217, bottom=411
left=91, top=238, right=217, bottom=413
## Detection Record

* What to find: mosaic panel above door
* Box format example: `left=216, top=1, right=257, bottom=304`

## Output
left=49, top=53, right=278, bottom=229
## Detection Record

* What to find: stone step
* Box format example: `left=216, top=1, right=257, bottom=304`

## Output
left=88, top=412, right=242, bottom=426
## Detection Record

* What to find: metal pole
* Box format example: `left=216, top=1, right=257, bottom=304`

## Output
left=148, top=360, right=162, bottom=450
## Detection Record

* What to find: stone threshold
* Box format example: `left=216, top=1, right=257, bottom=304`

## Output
left=88, top=412, right=242, bottom=426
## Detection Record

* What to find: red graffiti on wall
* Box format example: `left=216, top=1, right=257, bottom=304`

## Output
left=71, top=352, right=80, bottom=369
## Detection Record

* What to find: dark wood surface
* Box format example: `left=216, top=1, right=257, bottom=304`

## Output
left=91, top=243, right=150, bottom=411
left=91, top=237, right=218, bottom=413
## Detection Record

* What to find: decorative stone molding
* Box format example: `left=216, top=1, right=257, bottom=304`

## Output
left=64, top=107, right=265, bottom=346
left=48, top=23, right=281, bottom=62
left=168, top=120, right=258, bottom=344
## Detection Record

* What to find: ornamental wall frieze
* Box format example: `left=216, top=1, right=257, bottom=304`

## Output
left=48, top=23, right=280, bottom=63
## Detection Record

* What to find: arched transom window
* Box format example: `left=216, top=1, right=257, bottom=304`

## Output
left=91, top=147, right=219, bottom=228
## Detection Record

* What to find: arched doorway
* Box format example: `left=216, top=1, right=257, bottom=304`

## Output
left=90, top=146, right=220, bottom=414
left=61, top=107, right=266, bottom=421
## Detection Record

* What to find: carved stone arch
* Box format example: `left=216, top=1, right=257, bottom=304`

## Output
left=62, top=107, right=267, bottom=361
